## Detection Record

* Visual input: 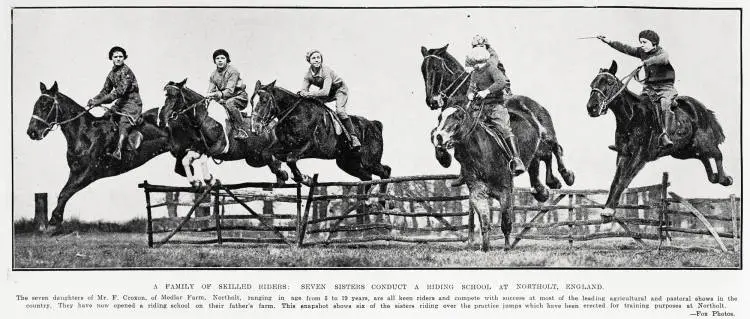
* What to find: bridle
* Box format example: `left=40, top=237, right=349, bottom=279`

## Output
left=31, top=93, right=97, bottom=136
left=252, top=88, right=302, bottom=130
left=423, top=54, right=470, bottom=104
left=164, top=84, right=208, bottom=122
left=589, top=66, right=642, bottom=115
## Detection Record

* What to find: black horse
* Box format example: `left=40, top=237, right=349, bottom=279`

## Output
left=160, top=79, right=288, bottom=185
left=420, top=44, right=574, bottom=201
left=27, top=82, right=170, bottom=232
left=432, top=100, right=541, bottom=251
left=250, top=80, right=391, bottom=190
left=587, top=60, right=731, bottom=218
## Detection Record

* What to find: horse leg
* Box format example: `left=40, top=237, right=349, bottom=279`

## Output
left=199, top=156, right=214, bottom=185
left=551, top=143, right=575, bottom=186
left=527, top=157, right=549, bottom=202
left=285, top=141, right=314, bottom=162
left=181, top=150, right=202, bottom=187
left=499, top=189, right=514, bottom=250
left=541, top=153, right=562, bottom=189
left=699, top=157, right=719, bottom=184
left=265, top=156, right=289, bottom=184
left=713, top=155, right=733, bottom=186
left=46, top=170, right=96, bottom=234
left=467, top=182, right=492, bottom=252
left=286, top=161, right=312, bottom=185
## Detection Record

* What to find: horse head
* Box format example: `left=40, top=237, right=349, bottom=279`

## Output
left=161, top=78, right=206, bottom=126
left=421, top=44, right=464, bottom=110
left=250, top=80, right=281, bottom=132
left=431, top=100, right=474, bottom=167
left=28, top=82, right=62, bottom=140
left=586, top=60, right=626, bottom=117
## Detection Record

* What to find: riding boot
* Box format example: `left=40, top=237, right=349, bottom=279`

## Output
left=661, top=109, right=674, bottom=148
left=111, top=133, right=126, bottom=160
left=505, top=136, right=526, bottom=176
left=342, top=117, right=361, bottom=152
left=227, top=105, right=248, bottom=140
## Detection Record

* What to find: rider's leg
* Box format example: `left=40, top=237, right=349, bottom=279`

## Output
left=111, top=102, right=140, bottom=160
left=225, top=96, right=249, bottom=139
left=335, top=91, right=361, bottom=150
left=654, top=85, right=676, bottom=148
left=489, top=106, right=525, bottom=176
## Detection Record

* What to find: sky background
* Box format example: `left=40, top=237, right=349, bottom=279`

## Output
left=12, top=7, right=741, bottom=222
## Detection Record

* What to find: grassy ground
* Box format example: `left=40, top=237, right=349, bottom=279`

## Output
left=13, top=232, right=740, bottom=268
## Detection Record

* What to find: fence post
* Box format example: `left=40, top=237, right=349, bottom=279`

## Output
left=263, top=186, right=274, bottom=215
left=214, top=185, right=222, bottom=245
left=166, top=192, right=178, bottom=217
left=34, top=193, right=48, bottom=232
left=661, top=172, right=671, bottom=246
left=142, top=181, right=154, bottom=248
left=194, top=191, right=210, bottom=217
left=730, top=194, right=738, bottom=241
left=568, top=194, right=574, bottom=249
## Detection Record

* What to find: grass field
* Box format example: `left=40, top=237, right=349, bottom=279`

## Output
left=13, top=232, right=740, bottom=268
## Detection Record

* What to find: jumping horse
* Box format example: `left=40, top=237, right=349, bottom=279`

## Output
left=420, top=44, right=574, bottom=202
left=432, top=98, right=542, bottom=251
left=587, top=60, right=731, bottom=218
left=27, top=82, right=170, bottom=233
left=160, top=79, right=289, bottom=186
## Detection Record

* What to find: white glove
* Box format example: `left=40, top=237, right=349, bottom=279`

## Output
left=464, top=66, right=474, bottom=73
left=477, top=90, right=490, bottom=99
left=467, top=93, right=475, bottom=101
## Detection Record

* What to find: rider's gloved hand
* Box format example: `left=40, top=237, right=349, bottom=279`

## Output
left=464, top=66, right=474, bottom=73
left=477, top=90, right=490, bottom=99
left=467, top=93, right=475, bottom=101
left=596, top=35, right=608, bottom=43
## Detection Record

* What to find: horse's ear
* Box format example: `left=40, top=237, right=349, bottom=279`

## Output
left=177, top=78, right=187, bottom=87
left=420, top=46, right=428, bottom=57
left=609, top=60, right=618, bottom=75
left=255, top=80, right=261, bottom=91
left=436, top=44, right=449, bottom=54
left=269, top=80, right=276, bottom=88
left=50, top=81, right=58, bottom=93
left=39, top=82, right=47, bottom=93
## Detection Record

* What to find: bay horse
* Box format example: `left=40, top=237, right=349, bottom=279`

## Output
left=431, top=98, right=541, bottom=251
left=420, top=44, right=574, bottom=202
left=250, top=80, right=391, bottom=193
left=27, top=82, right=170, bottom=233
left=160, top=79, right=288, bottom=186
left=587, top=60, right=731, bottom=218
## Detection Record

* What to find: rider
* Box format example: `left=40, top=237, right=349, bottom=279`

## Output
left=299, top=49, right=361, bottom=151
left=87, top=46, right=142, bottom=160
left=467, top=46, right=525, bottom=177
left=464, top=34, right=512, bottom=99
left=597, top=30, right=676, bottom=149
left=207, top=48, right=250, bottom=140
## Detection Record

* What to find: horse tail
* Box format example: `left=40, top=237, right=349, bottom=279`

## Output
left=684, top=97, right=725, bottom=144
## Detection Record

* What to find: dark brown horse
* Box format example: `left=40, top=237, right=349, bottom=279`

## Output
left=160, top=79, right=288, bottom=186
left=432, top=99, right=541, bottom=251
left=250, top=80, right=391, bottom=190
left=420, top=45, right=574, bottom=202
left=27, top=82, right=170, bottom=233
left=587, top=61, right=731, bottom=218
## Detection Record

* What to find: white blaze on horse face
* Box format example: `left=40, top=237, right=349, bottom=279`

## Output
left=432, top=107, right=458, bottom=148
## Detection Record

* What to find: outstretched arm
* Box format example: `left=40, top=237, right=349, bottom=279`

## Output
left=598, top=35, right=640, bottom=58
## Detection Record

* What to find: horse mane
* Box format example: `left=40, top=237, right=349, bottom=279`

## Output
left=431, top=48, right=463, bottom=73
left=57, top=92, right=96, bottom=122
left=273, top=85, right=335, bottom=113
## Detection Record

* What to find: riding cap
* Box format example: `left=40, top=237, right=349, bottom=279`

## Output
left=638, top=30, right=660, bottom=46
left=213, top=49, right=231, bottom=63
left=306, top=49, right=322, bottom=62
left=471, top=35, right=489, bottom=47
left=108, top=46, right=128, bottom=60
left=466, top=46, right=490, bottom=64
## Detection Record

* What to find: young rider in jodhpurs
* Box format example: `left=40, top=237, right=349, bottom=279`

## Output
left=299, top=49, right=361, bottom=151
left=87, top=46, right=142, bottom=160
left=452, top=46, right=525, bottom=187
left=597, top=30, right=677, bottom=150
left=207, top=49, right=250, bottom=140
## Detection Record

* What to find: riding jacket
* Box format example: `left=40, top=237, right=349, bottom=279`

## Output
left=606, top=41, right=675, bottom=85
left=92, top=64, right=142, bottom=109
left=301, top=65, right=348, bottom=100
left=468, top=63, right=508, bottom=100
left=208, top=65, right=246, bottom=99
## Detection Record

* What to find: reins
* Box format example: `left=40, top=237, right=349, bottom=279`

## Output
left=423, top=54, right=470, bottom=101
left=590, top=66, right=643, bottom=113
left=31, top=93, right=106, bottom=136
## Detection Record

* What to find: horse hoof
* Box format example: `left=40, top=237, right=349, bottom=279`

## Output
left=546, top=177, right=562, bottom=190
left=709, top=173, right=719, bottom=184
left=720, top=176, right=733, bottom=186
left=278, top=171, right=289, bottom=182
left=562, top=170, right=575, bottom=186
left=601, top=208, right=615, bottom=220
left=532, top=186, right=550, bottom=202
